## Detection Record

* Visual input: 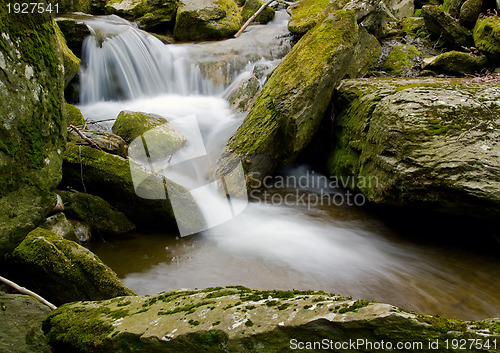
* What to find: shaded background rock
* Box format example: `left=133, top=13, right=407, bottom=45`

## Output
left=241, top=0, right=275, bottom=24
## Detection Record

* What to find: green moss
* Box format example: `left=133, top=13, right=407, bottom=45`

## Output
left=473, top=16, right=500, bottom=60
left=417, top=315, right=467, bottom=333
left=337, top=300, right=370, bottom=313
left=65, top=103, right=85, bottom=126
left=425, top=51, right=487, bottom=75
left=157, top=300, right=215, bottom=315
left=188, top=319, right=201, bottom=327
left=382, top=44, right=421, bottom=76
left=288, top=0, right=341, bottom=35
left=401, top=17, right=429, bottom=38
left=54, top=21, right=80, bottom=86
left=241, top=0, right=275, bottom=23
left=245, top=319, right=254, bottom=327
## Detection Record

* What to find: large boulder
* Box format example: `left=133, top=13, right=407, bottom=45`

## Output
left=473, top=16, right=500, bottom=62
left=54, top=17, right=92, bottom=59
left=61, top=144, right=205, bottom=233
left=218, top=9, right=359, bottom=189
left=54, top=21, right=80, bottom=86
left=422, top=5, right=473, bottom=48
left=287, top=0, right=340, bottom=36
left=458, top=0, right=482, bottom=28
left=241, top=0, right=275, bottom=24
left=43, top=286, right=500, bottom=352
left=174, top=0, right=242, bottom=41
left=105, top=0, right=178, bottom=31
left=6, top=228, right=135, bottom=305
left=328, top=78, right=500, bottom=219
left=0, top=292, right=52, bottom=353
left=422, top=50, right=487, bottom=75
left=0, top=3, right=66, bottom=257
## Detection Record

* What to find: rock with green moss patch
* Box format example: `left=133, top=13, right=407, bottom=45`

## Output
left=174, top=0, right=242, bottom=41
left=105, top=0, right=178, bottom=31
left=43, top=286, right=500, bottom=353
left=345, top=27, right=381, bottom=78
left=422, top=5, right=473, bottom=48
left=218, top=9, right=358, bottom=189
left=328, top=78, right=500, bottom=219
left=241, top=0, right=275, bottom=23
left=40, top=212, right=80, bottom=243
left=54, top=21, right=80, bottom=86
left=402, top=16, right=429, bottom=38
left=68, top=129, right=128, bottom=157
left=58, top=0, right=93, bottom=13
left=422, top=50, right=487, bottom=74
left=0, top=4, right=66, bottom=256
left=58, top=189, right=136, bottom=237
left=61, top=144, right=205, bottom=233
left=288, top=0, right=344, bottom=36
left=55, top=17, right=91, bottom=58
left=381, top=44, right=421, bottom=76
left=7, top=228, right=135, bottom=305
left=458, top=0, right=482, bottom=28
left=473, top=16, right=500, bottom=61
left=0, top=292, right=52, bottom=353
left=443, top=0, right=466, bottom=17
left=66, top=103, right=85, bottom=126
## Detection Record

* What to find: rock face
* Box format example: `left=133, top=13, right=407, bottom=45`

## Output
left=54, top=21, right=80, bottom=86
left=105, top=0, right=178, bottom=31
left=174, top=0, right=242, bottom=41
left=287, top=0, right=338, bottom=36
left=61, top=144, right=205, bottom=233
left=328, top=78, right=500, bottom=219
left=43, top=286, right=500, bottom=353
left=54, top=17, right=91, bottom=59
left=0, top=292, right=52, bottom=353
left=6, top=228, right=135, bottom=305
left=0, top=5, right=66, bottom=257
left=219, top=9, right=358, bottom=188
left=473, top=16, right=500, bottom=61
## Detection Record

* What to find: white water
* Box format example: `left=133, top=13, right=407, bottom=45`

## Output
left=79, top=12, right=500, bottom=320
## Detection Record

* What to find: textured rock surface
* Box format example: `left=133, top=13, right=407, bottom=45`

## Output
left=381, top=44, right=421, bottom=76
left=0, top=3, right=66, bottom=256
left=68, top=129, right=129, bottom=157
left=287, top=0, right=339, bottom=36
left=218, top=9, right=358, bottom=188
left=0, top=292, right=52, bottom=353
left=105, top=0, right=178, bottom=30
left=422, top=5, right=473, bottom=48
left=473, top=16, right=500, bottom=61
left=6, top=228, right=135, bottom=305
left=174, top=0, right=241, bottom=41
left=423, top=51, right=487, bottom=74
left=328, top=78, right=500, bottom=219
left=43, top=287, right=500, bottom=353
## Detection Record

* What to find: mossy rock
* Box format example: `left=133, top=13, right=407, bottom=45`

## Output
left=458, top=0, right=482, bottom=28
left=381, top=44, right=421, bottom=76
left=0, top=2, right=66, bottom=256
left=43, top=286, right=500, bottom=353
left=174, top=0, right=242, bottom=41
left=288, top=0, right=343, bottom=36
left=68, top=129, right=129, bottom=157
left=66, top=103, right=85, bottom=126
left=345, top=27, right=381, bottom=78
left=442, top=0, right=466, bottom=17
left=402, top=16, right=429, bottom=38
left=54, top=21, right=80, bottom=86
left=422, top=5, right=473, bottom=48
left=40, top=212, right=80, bottom=243
left=218, top=9, right=358, bottom=188
left=105, top=0, right=178, bottom=30
left=0, top=292, right=52, bottom=353
left=55, top=17, right=91, bottom=58
left=328, top=78, right=500, bottom=219
left=7, top=228, right=135, bottom=305
left=58, top=189, right=136, bottom=236
left=241, top=0, right=275, bottom=24
left=61, top=143, right=205, bottom=233
left=58, top=0, right=93, bottom=13
left=473, top=16, right=500, bottom=61
left=423, top=50, right=487, bottom=74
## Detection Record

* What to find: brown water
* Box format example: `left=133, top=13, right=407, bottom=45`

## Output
left=89, top=189, right=500, bottom=321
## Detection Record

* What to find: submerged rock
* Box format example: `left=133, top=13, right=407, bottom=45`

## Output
left=0, top=292, right=52, bottom=353
left=104, top=0, right=178, bottom=31
left=7, top=228, right=134, bottom=305
left=241, top=0, right=275, bottom=24
left=328, top=78, right=500, bottom=219
left=174, top=0, right=242, bottom=41
left=473, top=16, right=500, bottom=62
left=58, top=189, right=136, bottom=237
left=422, top=50, right=488, bottom=74
left=219, top=9, right=359, bottom=189
left=422, top=5, right=473, bottom=48
left=0, top=6, right=66, bottom=256
left=43, top=286, right=500, bottom=353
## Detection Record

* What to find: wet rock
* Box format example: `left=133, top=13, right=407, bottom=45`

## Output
left=0, top=292, right=52, bottom=353
left=381, top=44, right=421, bottom=76
left=104, top=0, right=178, bottom=31
left=473, top=16, right=500, bottom=61
left=422, top=5, right=473, bottom=48
left=40, top=212, right=80, bottom=243
left=68, top=129, right=128, bottom=157
left=54, top=17, right=91, bottom=58
left=7, top=228, right=135, bottom=305
left=218, top=9, right=359, bottom=188
left=422, top=50, right=488, bottom=74
left=328, top=78, right=500, bottom=219
left=43, top=286, right=500, bottom=353
left=288, top=0, right=344, bottom=36
left=227, top=74, right=262, bottom=112
left=0, top=6, right=66, bottom=256
left=458, top=0, right=482, bottom=28
left=61, top=144, right=205, bottom=233
left=58, top=189, right=136, bottom=237
left=241, top=0, right=275, bottom=24
left=54, top=21, right=80, bottom=87
left=174, top=0, right=242, bottom=41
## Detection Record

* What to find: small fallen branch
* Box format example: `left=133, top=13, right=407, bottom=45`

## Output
left=0, top=275, right=57, bottom=310
left=68, top=124, right=104, bottom=151
left=235, top=0, right=276, bottom=37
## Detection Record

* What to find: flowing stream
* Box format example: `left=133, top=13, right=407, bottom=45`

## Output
left=77, top=12, right=500, bottom=321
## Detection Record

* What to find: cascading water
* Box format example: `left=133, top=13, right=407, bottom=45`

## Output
left=79, top=11, right=500, bottom=320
